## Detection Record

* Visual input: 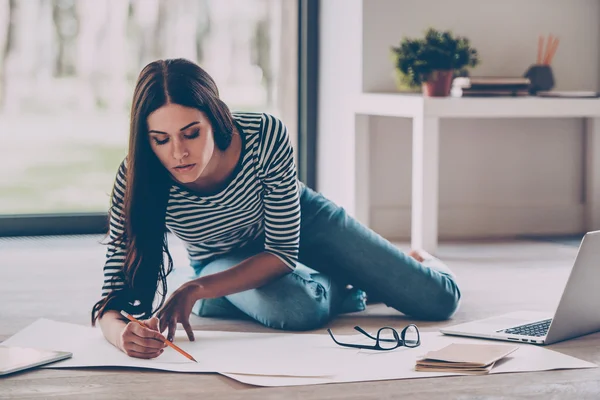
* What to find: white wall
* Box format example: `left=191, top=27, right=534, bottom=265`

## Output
left=363, top=0, right=600, bottom=93
left=318, top=0, right=600, bottom=240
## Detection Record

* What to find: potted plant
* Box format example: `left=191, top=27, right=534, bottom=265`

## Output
left=390, top=28, right=480, bottom=97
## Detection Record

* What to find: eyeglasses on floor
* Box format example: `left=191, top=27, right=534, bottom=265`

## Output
left=327, top=324, right=420, bottom=351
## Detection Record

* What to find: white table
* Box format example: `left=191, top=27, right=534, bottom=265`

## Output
left=354, top=93, right=600, bottom=253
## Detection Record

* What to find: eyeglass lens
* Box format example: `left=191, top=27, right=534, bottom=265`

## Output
left=403, top=325, right=419, bottom=347
left=377, top=328, right=398, bottom=349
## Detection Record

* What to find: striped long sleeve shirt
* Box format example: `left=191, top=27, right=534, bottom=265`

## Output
left=102, top=112, right=301, bottom=303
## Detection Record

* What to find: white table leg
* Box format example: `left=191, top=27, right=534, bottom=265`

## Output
left=354, top=114, right=370, bottom=226
left=411, top=116, right=440, bottom=253
left=585, top=117, right=600, bottom=231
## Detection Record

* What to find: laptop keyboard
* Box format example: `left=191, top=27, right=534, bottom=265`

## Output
left=498, top=319, right=552, bottom=337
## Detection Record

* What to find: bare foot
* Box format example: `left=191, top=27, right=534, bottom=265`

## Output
left=408, top=249, right=425, bottom=262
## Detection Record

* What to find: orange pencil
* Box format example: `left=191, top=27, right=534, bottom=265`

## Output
left=121, top=311, right=198, bottom=363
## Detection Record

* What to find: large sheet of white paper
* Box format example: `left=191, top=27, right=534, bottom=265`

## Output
left=3, top=319, right=595, bottom=386
left=1, top=319, right=352, bottom=377
left=222, top=332, right=597, bottom=386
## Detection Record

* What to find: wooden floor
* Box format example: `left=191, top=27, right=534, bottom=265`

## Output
left=1, top=235, right=600, bottom=399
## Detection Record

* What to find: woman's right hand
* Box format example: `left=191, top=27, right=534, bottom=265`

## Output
left=118, top=316, right=167, bottom=359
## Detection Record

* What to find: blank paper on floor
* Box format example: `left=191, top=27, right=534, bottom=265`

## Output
left=1, top=319, right=352, bottom=377
left=223, top=332, right=597, bottom=386
left=4, top=319, right=596, bottom=387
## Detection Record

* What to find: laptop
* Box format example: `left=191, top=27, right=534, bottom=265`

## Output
left=440, top=230, right=600, bottom=345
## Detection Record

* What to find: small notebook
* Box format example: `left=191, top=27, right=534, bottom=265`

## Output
left=415, top=343, right=518, bottom=375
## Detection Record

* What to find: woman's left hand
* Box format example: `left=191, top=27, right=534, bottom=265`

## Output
left=156, top=282, right=199, bottom=342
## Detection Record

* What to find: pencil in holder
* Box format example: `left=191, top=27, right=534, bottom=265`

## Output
left=524, top=64, right=554, bottom=94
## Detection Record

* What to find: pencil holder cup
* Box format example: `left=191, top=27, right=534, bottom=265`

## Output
left=524, top=64, right=554, bottom=94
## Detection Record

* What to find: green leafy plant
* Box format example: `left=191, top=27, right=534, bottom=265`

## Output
left=390, top=28, right=480, bottom=89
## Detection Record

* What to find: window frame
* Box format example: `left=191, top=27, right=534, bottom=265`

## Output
left=0, top=0, right=319, bottom=237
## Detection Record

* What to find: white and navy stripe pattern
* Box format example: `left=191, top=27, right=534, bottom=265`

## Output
left=101, top=112, right=301, bottom=298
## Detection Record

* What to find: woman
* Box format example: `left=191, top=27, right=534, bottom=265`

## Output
left=91, top=58, right=461, bottom=360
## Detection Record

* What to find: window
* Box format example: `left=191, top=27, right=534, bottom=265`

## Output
left=0, top=0, right=298, bottom=219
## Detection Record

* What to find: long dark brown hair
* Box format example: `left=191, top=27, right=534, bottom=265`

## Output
left=91, top=58, right=235, bottom=325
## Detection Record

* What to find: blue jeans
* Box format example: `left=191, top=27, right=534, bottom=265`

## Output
left=169, top=186, right=461, bottom=331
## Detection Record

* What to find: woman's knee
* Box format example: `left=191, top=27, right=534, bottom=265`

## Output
left=410, top=255, right=462, bottom=320
left=253, top=277, right=333, bottom=331
left=196, top=257, right=334, bottom=330
left=418, top=274, right=462, bottom=321
left=383, top=271, right=462, bottom=321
